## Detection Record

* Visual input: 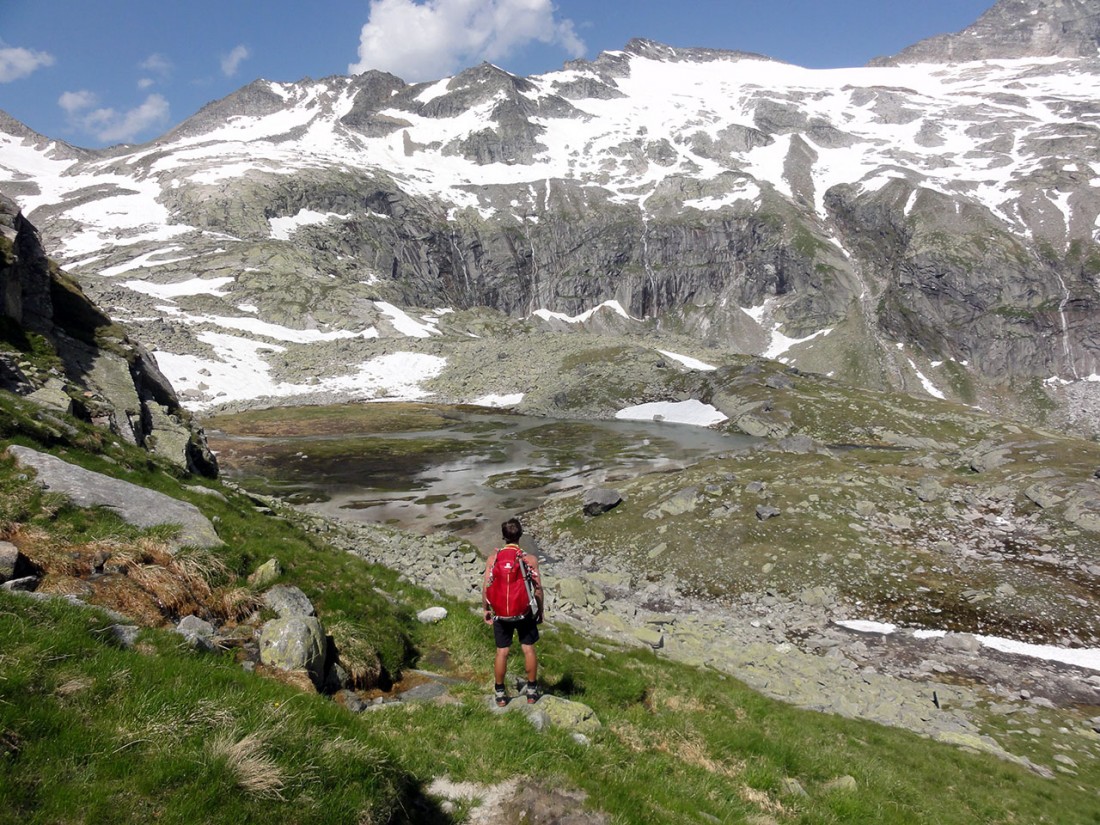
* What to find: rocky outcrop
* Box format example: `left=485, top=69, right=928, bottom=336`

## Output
left=0, top=193, right=217, bottom=475
left=6, top=445, right=222, bottom=549
left=877, top=0, right=1100, bottom=64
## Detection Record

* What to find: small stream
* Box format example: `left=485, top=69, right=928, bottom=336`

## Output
left=209, top=407, right=756, bottom=551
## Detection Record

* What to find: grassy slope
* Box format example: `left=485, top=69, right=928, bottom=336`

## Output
left=1, top=391, right=1098, bottom=824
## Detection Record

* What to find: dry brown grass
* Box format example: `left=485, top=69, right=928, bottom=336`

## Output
left=127, top=563, right=200, bottom=615
left=120, top=698, right=236, bottom=745
left=88, top=574, right=167, bottom=627
left=208, top=732, right=287, bottom=799
left=210, top=585, right=262, bottom=624
left=328, top=621, right=382, bottom=689
left=37, top=573, right=94, bottom=599
left=8, top=525, right=70, bottom=572
left=739, top=786, right=790, bottom=817
left=55, top=676, right=93, bottom=698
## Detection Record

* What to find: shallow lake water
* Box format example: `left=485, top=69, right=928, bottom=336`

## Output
left=209, top=406, right=756, bottom=551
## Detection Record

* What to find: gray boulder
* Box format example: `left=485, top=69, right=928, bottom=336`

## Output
left=583, top=488, right=623, bottom=516
left=175, top=615, right=216, bottom=649
left=6, top=445, right=221, bottom=549
left=1, top=576, right=38, bottom=592
left=416, top=606, right=448, bottom=623
left=756, top=505, right=782, bottom=520
left=248, top=557, right=282, bottom=588
left=263, top=584, right=316, bottom=618
left=259, top=616, right=327, bottom=686
left=0, top=541, right=21, bottom=583
left=108, top=624, right=140, bottom=648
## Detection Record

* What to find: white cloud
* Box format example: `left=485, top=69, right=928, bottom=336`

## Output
left=58, top=91, right=171, bottom=144
left=140, top=53, right=172, bottom=76
left=221, top=45, right=251, bottom=77
left=59, top=90, right=99, bottom=115
left=137, top=53, right=172, bottom=89
left=0, top=45, right=55, bottom=83
left=349, top=0, right=585, bottom=81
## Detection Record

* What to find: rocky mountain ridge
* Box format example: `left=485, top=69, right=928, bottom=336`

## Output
left=0, top=0, right=1099, bottom=432
left=879, top=0, right=1100, bottom=64
left=0, top=194, right=216, bottom=474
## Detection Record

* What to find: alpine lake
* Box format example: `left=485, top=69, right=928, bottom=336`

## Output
left=204, top=402, right=756, bottom=553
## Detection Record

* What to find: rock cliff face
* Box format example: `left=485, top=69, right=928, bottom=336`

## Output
left=0, top=193, right=217, bottom=476
left=878, top=0, right=1100, bottom=64
left=2, top=0, right=1100, bottom=431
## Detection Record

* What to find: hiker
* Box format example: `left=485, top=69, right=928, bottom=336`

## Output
left=482, top=517, right=543, bottom=706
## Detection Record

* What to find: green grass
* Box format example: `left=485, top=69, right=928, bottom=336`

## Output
left=0, top=594, right=411, bottom=824
left=3, top=391, right=1100, bottom=823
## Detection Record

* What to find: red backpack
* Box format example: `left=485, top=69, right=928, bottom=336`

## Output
left=485, top=546, right=535, bottom=620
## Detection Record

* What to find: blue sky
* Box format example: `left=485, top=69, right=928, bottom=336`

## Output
left=1, top=0, right=995, bottom=149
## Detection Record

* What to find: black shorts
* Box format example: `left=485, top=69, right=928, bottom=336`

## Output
left=494, top=614, right=539, bottom=648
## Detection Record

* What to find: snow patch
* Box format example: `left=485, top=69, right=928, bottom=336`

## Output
left=658, top=349, right=718, bottom=371
left=472, top=393, right=524, bottom=408
left=121, top=276, right=234, bottom=299
left=615, top=399, right=728, bottom=427
left=375, top=301, right=446, bottom=337
left=907, top=358, right=946, bottom=399
left=269, top=209, right=351, bottom=241
left=836, top=621, right=1100, bottom=672
left=532, top=300, right=635, bottom=325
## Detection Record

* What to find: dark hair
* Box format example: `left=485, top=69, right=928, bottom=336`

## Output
left=501, top=517, right=523, bottom=543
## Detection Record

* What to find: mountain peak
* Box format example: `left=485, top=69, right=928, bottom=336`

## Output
left=875, top=0, right=1100, bottom=65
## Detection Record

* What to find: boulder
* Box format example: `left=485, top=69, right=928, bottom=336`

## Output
left=583, top=488, right=622, bottom=516
left=175, top=615, right=216, bottom=649
left=259, top=616, right=327, bottom=687
left=1, top=576, right=38, bottom=592
left=417, top=606, right=448, bottom=623
left=822, top=775, right=858, bottom=793
left=6, top=445, right=221, bottom=550
left=108, top=625, right=140, bottom=648
left=263, top=584, right=316, bottom=618
left=534, top=695, right=602, bottom=735
left=756, top=505, right=782, bottom=521
left=633, top=626, right=664, bottom=648
left=555, top=577, right=601, bottom=611
left=248, top=558, right=282, bottom=588
left=0, top=541, right=21, bottom=583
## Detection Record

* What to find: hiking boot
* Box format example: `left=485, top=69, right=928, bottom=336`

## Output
left=495, top=685, right=508, bottom=707
left=525, top=682, right=539, bottom=704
